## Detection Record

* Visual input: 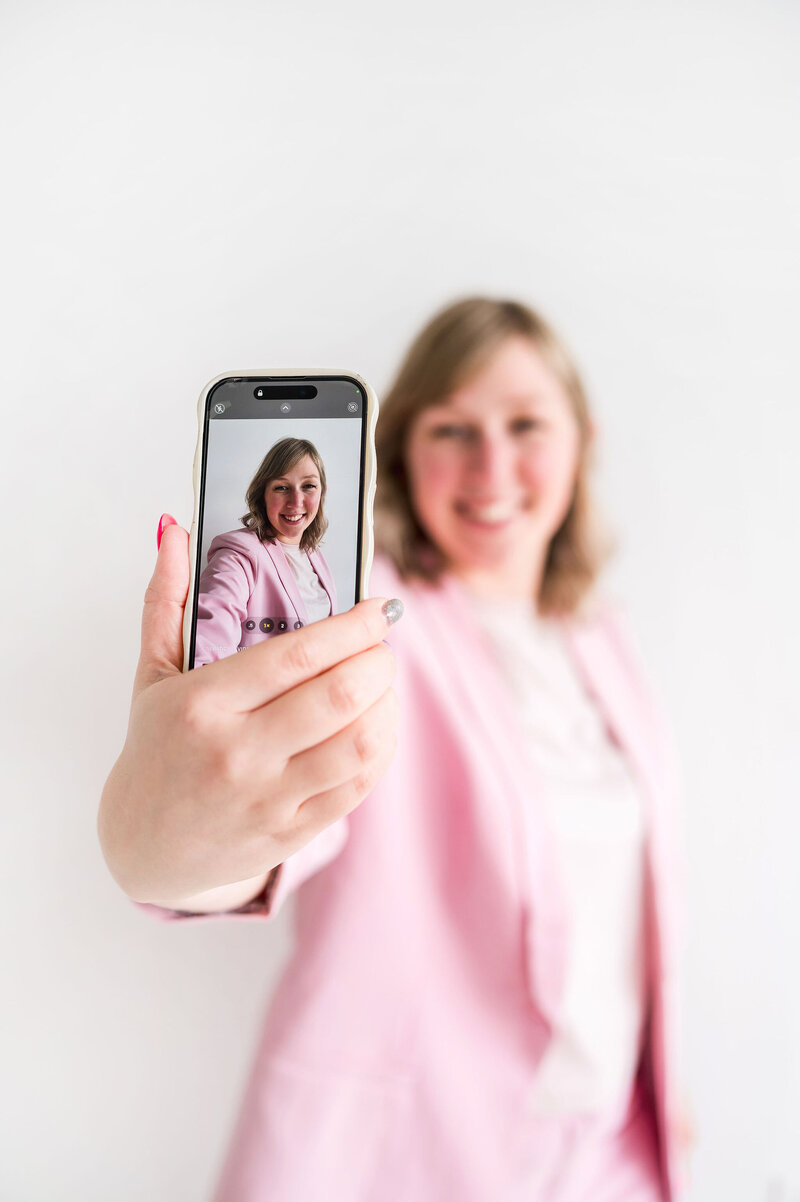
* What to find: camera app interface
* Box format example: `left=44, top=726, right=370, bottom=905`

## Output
left=190, top=377, right=367, bottom=668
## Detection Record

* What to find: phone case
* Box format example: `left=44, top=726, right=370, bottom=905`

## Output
left=182, top=369, right=379, bottom=672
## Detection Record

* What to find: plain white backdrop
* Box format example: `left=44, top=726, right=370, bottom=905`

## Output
left=1, top=1, right=798, bottom=1198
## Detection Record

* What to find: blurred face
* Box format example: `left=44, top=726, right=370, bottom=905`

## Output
left=405, top=336, right=582, bottom=599
left=264, top=455, right=322, bottom=545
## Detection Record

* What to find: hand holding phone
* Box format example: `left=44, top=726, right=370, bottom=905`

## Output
left=98, top=520, right=399, bottom=909
left=98, top=369, right=401, bottom=911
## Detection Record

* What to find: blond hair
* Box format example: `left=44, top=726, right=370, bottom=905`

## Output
left=375, top=296, right=611, bottom=617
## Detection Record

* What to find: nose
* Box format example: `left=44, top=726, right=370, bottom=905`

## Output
left=467, top=429, right=516, bottom=492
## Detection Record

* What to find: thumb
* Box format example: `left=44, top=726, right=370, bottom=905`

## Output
left=134, top=516, right=190, bottom=696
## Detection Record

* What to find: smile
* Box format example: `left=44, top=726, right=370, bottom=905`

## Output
left=455, top=502, right=518, bottom=526
left=280, top=514, right=306, bottom=524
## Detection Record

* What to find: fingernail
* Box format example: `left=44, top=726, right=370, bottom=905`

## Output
left=157, top=513, right=177, bottom=550
left=382, top=598, right=404, bottom=626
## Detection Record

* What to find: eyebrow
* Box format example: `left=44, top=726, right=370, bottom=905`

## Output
left=428, top=394, right=549, bottom=415
left=275, top=474, right=319, bottom=481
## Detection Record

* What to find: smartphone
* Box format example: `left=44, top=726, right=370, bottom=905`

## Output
left=182, top=370, right=378, bottom=671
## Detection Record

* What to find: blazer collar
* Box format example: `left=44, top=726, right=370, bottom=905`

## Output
left=416, top=574, right=569, bottom=1026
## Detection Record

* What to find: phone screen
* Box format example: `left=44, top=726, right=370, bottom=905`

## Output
left=188, top=375, right=369, bottom=670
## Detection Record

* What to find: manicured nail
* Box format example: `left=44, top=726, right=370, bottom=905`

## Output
left=382, top=598, right=404, bottom=626
left=157, top=513, right=177, bottom=550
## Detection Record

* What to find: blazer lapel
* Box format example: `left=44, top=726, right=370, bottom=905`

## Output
left=560, top=618, right=661, bottom=816
left=420, top=575, right=570, bottom=1029
left=560, top=615, right=678, bottom=984
left=561, top=615, right=681, bottom=1194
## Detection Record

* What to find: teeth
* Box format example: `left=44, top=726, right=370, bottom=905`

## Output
left=282, top=514, right=304, bottom=523
left=461, top=504, right=515, bottom=523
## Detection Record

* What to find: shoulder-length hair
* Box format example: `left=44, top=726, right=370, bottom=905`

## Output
left=375, top=296, right=612, bottom=617
left=241, top=437, right=329, bottom=552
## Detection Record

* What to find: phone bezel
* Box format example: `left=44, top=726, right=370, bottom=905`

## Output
left=182, top=369, right=379, bottom=673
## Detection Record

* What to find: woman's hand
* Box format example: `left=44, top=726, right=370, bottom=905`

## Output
left=98, top=519, right=400, bottom=909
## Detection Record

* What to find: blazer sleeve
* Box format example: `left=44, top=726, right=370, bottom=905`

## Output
left=194, top=539, right=256, bottom=666
left=133, top=820, right=349, bottom=924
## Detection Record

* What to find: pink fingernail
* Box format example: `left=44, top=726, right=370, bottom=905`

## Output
left=157, top=513, right=177, bottom=549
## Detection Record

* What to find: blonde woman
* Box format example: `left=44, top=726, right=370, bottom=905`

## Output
left=194, top=437, right=337, bottom=666
left=99, top=298, right=691, bottom=1201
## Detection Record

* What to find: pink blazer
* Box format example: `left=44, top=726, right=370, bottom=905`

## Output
left=193, top=528, right=337, bottom=666
left=141, top=555, right=686, bottom=1201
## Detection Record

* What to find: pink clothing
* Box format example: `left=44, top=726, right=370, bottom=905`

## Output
left=141, top=555, right=686, bottom=1201
left=470, top=597, right=651, bottom=1121
left=193, top=528, right=337, bottom=666
left=508, top=1075, right=664, bottom=1201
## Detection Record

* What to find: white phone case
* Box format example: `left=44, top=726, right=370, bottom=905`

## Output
left=182, top=369, right=379, bottom=672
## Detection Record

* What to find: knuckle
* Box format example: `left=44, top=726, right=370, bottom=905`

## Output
left=328, top=669, right=361, bottom=716
left=352, top=718, right=380, bottom=767
left=179, top=688, right=211, bottom=736
left=350, top=769, right=372, bottom=801
left=351, top=758, right=382, bottom=801
left=209, top=741, right=247, bottom=787
left=282, top=632, right=317, bottom=680
left=249, top=792, right=293, bottom=837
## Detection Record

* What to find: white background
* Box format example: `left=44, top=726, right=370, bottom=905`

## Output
left=1, top=1, right=798, bottom=1199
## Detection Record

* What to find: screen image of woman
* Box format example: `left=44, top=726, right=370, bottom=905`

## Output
left=194, top=437, right=338, bottom=666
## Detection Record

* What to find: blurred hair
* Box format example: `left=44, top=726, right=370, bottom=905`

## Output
left=375, top=296, right=611, bottom=617
left=242, top=437, right=328, bottom=552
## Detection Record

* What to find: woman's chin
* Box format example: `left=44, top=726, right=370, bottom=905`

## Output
left=448, top=536, right=545, bottom=588
left=454, top=536, right=519, bottom=568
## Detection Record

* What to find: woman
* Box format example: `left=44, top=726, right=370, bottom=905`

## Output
left=99, top=298, right=690, bottom=1200
left=194, top=437, right=338, bottom=666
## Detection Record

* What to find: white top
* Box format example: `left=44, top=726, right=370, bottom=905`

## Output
left=469, top=597, right=648, bottom=1120
left=280, top=544, right=332, bottom=624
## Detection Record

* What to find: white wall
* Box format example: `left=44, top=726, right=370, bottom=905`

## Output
left=1, top=1, right=798, bottom=1198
